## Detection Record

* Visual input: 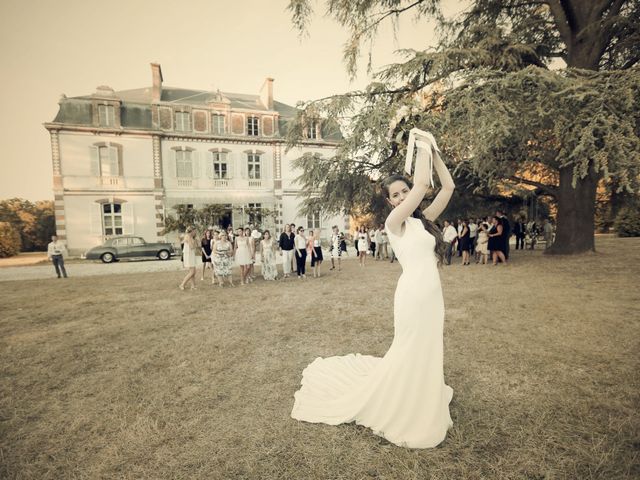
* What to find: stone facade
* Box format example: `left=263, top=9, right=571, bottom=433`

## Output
left=44, top=64, right=346, bottom=255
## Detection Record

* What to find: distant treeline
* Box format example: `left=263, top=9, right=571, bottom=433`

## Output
left=0, top=198, right=56, bottom=257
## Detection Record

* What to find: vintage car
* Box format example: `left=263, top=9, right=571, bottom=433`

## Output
left=83, top=236, right=177, bottom=263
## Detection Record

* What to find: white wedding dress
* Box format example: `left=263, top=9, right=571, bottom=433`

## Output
left=291, top=216, right=453, bottom=448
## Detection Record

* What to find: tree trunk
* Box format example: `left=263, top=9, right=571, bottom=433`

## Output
left=546, top=164, right=599, bottom=254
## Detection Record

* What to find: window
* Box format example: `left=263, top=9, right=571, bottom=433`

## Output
left=247, top=116, right=259, bottom=136
left=130, top=237, right=144, bottom=246
left=306, top=121, right=317, bottom=139
left=98, top=146, right=119, bottom=176
left=103, top=203, right=123, bottom=236
left=176, top=150, right=193, bottom=178
left=175, top=111, right=191, bottom=132
left=213, top=152, right=228, bottom=179
left=247, top=153, right=261, bottom=179
left=248, top=203, right=262, bottom=225
left=212, top=114, right=225, bottom=134
left=98, top=105, right=115, bottom=127
left=307, top=210, right=321, bottom=229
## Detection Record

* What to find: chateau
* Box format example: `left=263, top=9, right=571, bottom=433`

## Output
left=44, top=63, right=344, bottom=255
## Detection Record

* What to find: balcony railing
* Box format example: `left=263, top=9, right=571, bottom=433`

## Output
left=248, top=179, right=262, bottom=188
left=213, top=179, right=230, bottom=188
left=177, top=178, right=193, bottom=187
left=100, top=176, right=123, bottom=186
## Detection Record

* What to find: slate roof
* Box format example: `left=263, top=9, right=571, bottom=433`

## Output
left=51, top=86, right=342, bottom=141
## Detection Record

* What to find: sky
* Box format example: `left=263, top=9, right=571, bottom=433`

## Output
left=0, top=0, right=461, bottom=201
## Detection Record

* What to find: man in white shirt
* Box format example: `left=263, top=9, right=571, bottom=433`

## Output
left=375, top=224, right=386, bottom=260
left=47, top=235, right=68, bottom=278
left=468, top=220, right=478, bottom=255
left=442, top=221, right=458, bottom=265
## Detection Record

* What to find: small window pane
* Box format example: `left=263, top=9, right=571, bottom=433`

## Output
left=103, top=204, right=111, bottom=213
left=115, top=228, right=123, bottom=235
left=105, top=228, right=113, bottom=235
left=114, top=204, right=121, bottom=213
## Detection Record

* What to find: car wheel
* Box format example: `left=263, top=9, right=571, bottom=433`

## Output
left=101, top=252, right=115, bottom=263
left=158, top=250, right=170, bottom=260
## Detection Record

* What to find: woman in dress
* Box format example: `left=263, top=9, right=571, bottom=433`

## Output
left=212, top=230, right=234, bottom=287
left=179, top=226, right=198, bottom=290
left=458, top=219, right=471, bottom=266
left=260, top=230, right=278, bottom=281
left=235, top=228, right=254, bottom=284
left=294, top=226, right=307, bottom=279
left=308, top=229, right=323, bottom=278
left=356, top=225, right=369, bottom=266
left=292, top=130, right=455, bottom=448
left=487, top=216, right=508, bottom=266
left=476, top=222, right=490, bottom=265
left=200, top=229, right=213, bottom=281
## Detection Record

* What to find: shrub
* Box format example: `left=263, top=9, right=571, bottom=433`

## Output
left=614, top=206, right=640, bottom=237
left=0, top=222, right=22, bottom=257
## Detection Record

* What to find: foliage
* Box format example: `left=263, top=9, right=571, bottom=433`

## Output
left=162, top=204, right=278, bottom=235
left=0, top=198, right=56, bottom=252
left=614, top=202, right=640, bottom=236
left=286, top=0, right=640, bottom=253
left=0, top=222, right=22, bottom=258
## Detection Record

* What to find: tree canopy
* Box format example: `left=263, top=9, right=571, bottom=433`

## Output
left=286, top=0, right=640, bottom=253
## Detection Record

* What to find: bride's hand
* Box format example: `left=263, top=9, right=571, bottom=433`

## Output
left=412, top=141, right=432, bottom=187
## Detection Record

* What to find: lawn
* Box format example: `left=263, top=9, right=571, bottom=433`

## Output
left=1, top=237, right=638, bottom=479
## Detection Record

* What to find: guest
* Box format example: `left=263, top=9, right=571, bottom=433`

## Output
left=279, top=224, right=295, bottom=278
left=290, top=223, right=297, bottom=273
left=179, top=227, right=198, bottom=290
left=458, top=219, right=471, bottom=266
left=260, top=230, right=278, bottom=281
left=456, top=218, right=463, bottom=257
left=369, top=226, right=377, bottom=260
left=356, top=225, right=369, bottom=267
left=47, top=235, right=68, bottom=278
left=200, top=229, right=213, bottom=281
left=468, top=218, right=477, bottom=256
left=476, top=222, right=490, bottom=264
left=526, top=219, right=539, bottom=249
left=374, top=225, right=385, bottom=260
left=497, top=210, right=511, bottom=259
left=329, top=225, right=343, bottom=271
left=235, top=228, right=254, bottom=285
left=309, top=229, right=323, bottom=278
left=442, top=220, right=457, bottom=265
left=294, top=226, right=308, bottom=278
left=212, top=231, right=234, bottom=287
left=513, top=217, right=526, bottom=250
left=543, top=219, right=554, bottom=249
left=226, top=226, right=235, bottom=245
left=487, top=217, right=508, bottom=266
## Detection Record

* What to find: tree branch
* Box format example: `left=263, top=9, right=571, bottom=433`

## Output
left=509, top=175, right=559, bottom=195
left=548, top=0, right=575, bottom=45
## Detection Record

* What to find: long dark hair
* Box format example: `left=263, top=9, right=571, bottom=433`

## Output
left=382, top=174, right=446, bottom=266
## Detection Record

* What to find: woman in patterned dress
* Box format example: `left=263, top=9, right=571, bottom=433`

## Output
left=213, top=230, right=234, bottom=287
left=260, top=230, right=278, bottom=281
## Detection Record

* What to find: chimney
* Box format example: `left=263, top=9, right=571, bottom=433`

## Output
left=151, top=63, right=163, bottom=103
left=259, top=77, right=274, bottom=110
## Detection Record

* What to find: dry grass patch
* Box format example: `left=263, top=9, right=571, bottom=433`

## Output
left=1, top=237, right=639, bottom=479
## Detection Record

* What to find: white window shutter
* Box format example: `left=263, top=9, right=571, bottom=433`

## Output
left=89, top=203, right=103, bottom=237
left=109, top=146, right=119, bottom=175
left=171, top=149, right=177, bottom=177
left=206, top=152, right=214, bottom=178
left=241, top=155, right=248, bottom=179
left=90, top=146, right=100, bottom=176
left=122, top=203, right=135, bottom=234
left=192, top=151, right=200, bottom=178
left=227, top=153, right=235, bottom=178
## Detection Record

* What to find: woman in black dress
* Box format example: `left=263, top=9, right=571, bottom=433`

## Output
left=458, top=219, right=471, bottom=265
left=487, top=216, right=508, bottom=266
left=200, top=229, right=213, bottom=281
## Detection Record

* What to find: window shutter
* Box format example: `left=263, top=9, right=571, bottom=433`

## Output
left=241, top=155, right=248, bottom=179
left=89, top=203, right=103, bottom=237
left=227, top=153, right=235, bottom=178
left=192, top=151, right=200, bottom=178
left=109, top=146, right=119, bottom=175
left=170, top=149, right=177, bottom=177
left=264, top=156, right=271, bottom=179
left=122, top=203, right=135, bottom=234
left=206, top=152, right=214, bottom=179
left=90, top=146, right=100, bottom=176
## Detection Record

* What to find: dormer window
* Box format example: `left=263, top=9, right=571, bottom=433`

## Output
left=175, top=111, right=191, bottom=132
left=247, top=116, right=259, bottom=136
left=98, top=105, right=115, bottom=127
left=306, top=121, right=318, bottom=139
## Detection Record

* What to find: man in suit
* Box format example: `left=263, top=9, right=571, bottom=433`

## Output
left=513, top=216, right=526, bottom=250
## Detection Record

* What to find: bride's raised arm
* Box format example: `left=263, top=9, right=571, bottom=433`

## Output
left=422, top=150, right=455, bottom=222
left=385, top=146, right=432, bottom=236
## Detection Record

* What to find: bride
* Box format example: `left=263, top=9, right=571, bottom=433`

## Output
left=291, top=129, right=456, bottom=448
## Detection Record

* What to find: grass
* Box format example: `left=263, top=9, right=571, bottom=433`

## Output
left=1, top=237, right=638, bottom=479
